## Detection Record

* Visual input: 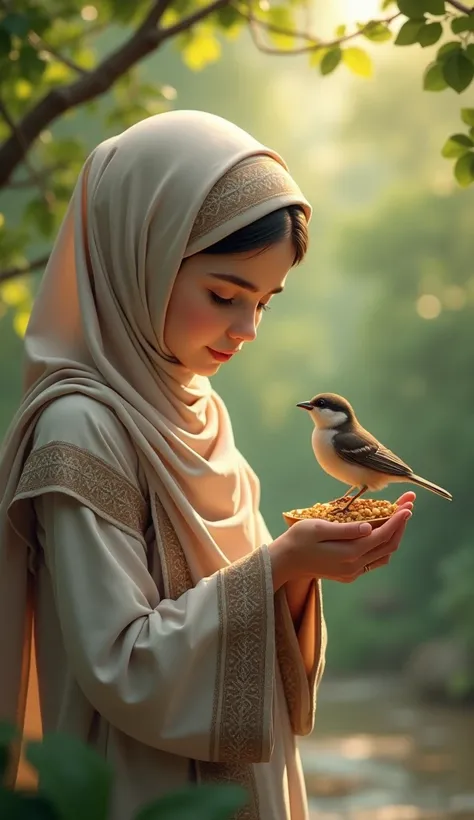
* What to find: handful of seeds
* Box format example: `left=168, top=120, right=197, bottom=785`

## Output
left=283, top=497, right=397, bottom=528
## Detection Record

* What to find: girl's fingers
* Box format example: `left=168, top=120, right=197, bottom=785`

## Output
left=395, top=491, right=416, bottom=506
left=312, top=518, right=373, bottom=542
left=361, top=554, right=391, bottom=574
left=360, top=509, right=411, bottom=556
left=361, top=516, right=409, bottom=566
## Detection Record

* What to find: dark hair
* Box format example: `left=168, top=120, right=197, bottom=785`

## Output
left=203, top=205, right=308, bottom=265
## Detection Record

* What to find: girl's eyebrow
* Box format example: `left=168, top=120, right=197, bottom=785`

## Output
left=209, top=273, right=284, bottom=295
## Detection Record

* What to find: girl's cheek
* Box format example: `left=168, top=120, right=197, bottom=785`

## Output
left=182, top=297, right=220, bottom=337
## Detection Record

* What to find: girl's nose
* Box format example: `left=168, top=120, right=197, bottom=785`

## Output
left=227, top=312, right=258, bottom=343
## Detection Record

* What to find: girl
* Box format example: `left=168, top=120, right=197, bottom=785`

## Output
left=0, top=110, right=413, bottom=819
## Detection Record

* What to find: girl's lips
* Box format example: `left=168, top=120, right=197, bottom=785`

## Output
left=207, top=347, right=235, bottom=362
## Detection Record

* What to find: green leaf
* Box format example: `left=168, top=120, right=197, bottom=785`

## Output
left=108, top=0, right=143, bottom=23
left=470, top=127, right=474, bottom=140
left=265, top=6, right=296, bottom=49
left=442, top=51, right=474, bottom=93
left=18, top=45, right=46, bottom=81
left=417, top=21, right=442, bottom=47
left=320, top=46, right=342, bottom=75
left=425, top=0, right=445, bottom=14
left=437, top=41, right=462, bottom=60
left=24, top=200, right=56, bottom=237
left=362, top=21, right=392, bottom=42
left=181, top=28, right=221, bottom=71
left=454, top=151, right=474, bottom=186
left=397, top=0, right=423, bottom=18
left=135, top=784, right=248, bottom=820
left=0, top=27, right=12, bottom=59
left=0, top=722, right=17, bottom=782
left=26, top=733, right=113, bottom=820
left=382, top=0, right=397, bottom=7
left=397, top=0, right=443, bottom=18
left=1, top=13, right=30, bottom=37
left=309, top=47, right=327, bottom=67
left=451, top=15, right=474, bottom=34
left=461, top=107, right=474, bottom=126
left=336, top=24, right=346, bottom=37
left=213, top=5, right=241, bottom=30
left=441, top=133, right=473, bottom=158
left=44, top=138, right=85, bottom=165
left=466, top=43, right=474, bottom=64
left=27, top=9, right=51, bottom=36
left=423, top=60, right=448, bottom=90
left=394, top=19, right=425, bottom=45
left=0, top=789, right=58, bottom=819
left=343, top=47, right=373, bottom=77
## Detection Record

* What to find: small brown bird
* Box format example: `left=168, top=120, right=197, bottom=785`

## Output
left=297, top=392, right=452, bottom=510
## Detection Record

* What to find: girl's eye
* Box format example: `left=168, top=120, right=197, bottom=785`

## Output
left=209, top=292, right=271, bottom=312
left=209, top=292, right=234, bottom=307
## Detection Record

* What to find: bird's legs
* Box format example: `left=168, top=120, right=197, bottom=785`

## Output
left=338, top=485, right=369, bottom=512
left=329, top=486, right=357, bottom=504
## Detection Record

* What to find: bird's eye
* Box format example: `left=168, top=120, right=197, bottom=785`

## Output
left=315, top=398, right=326, bottom=408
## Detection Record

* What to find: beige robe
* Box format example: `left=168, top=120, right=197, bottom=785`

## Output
left=12, top=394, right=326, bottom=820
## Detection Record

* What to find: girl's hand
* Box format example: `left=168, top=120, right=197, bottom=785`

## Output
left=270, top=492, right=415, bottom=588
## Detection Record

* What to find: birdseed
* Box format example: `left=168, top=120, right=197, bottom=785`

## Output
left=284, top=498, right=397, bottom=524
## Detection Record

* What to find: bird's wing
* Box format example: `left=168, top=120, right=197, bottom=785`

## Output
left=334, top=430, right=412, bottom=477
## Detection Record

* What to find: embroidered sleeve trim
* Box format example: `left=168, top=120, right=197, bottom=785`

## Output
left=13, top=441, right=147, bottom=537
left=275, top=579, right=326, bottom=736
left=274, top=588, right=304, bottom=731
left=210, top=546, right=274, bottom=764
left=152, top=495, right=193, bottom=600
left=150, top=497, right=261, bottom=817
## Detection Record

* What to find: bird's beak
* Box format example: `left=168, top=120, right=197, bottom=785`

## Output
left=296, top=401, right=313, bottom=411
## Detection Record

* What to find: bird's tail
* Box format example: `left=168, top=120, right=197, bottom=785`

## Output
left=410, top=474, right=452, bottom=501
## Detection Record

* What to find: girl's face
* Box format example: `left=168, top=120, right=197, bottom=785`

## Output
left=164, top=236, right=295, bottom=376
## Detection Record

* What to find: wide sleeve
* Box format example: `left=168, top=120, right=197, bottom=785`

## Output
left=13, top=395, right=276, bottom=764
left=34, top=494, right=276, bottom=763
left=255, top=511, right=327, bottom=736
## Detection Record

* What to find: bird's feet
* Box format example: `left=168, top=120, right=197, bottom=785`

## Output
left=328, top=486, right=368, bottom=513
left=328, top=487, right=356, bottom=507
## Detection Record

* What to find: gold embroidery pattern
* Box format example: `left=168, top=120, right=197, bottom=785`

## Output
left=212, top=548, right=268, bottom=763
left=275, top=595, right=300, bottom=732
left=14, top=442, right=147, bottom=536
left=152, top=495, right=193, bottom=600
left=189, top=156, right=302, bottom=244
left=151, top=499, right=261, bottom=820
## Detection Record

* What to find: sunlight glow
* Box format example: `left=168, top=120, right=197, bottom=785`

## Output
left=81, top=5, right=98, bottom=21
left=416, top=294, right=441, bottom=320
left=337, top=0, right=383, bottom=26
left=443, top=285, right=466, bottom=310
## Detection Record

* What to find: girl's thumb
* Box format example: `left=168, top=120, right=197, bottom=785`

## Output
left=314, top=519, right=372, bottom=540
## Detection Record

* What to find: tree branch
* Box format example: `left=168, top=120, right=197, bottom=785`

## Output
left=29, top=32, right=89, bottom=76
left=0, top=0, right=230, bottom=188
left=244, top=8, right=401, bottom=57
left=446, top=1, right=474, bottom=13
left=0, top=254, right=50, bottom=286
left=240, top=5, right=400, bottom=50
left=0, top=98, right=55, bottom=207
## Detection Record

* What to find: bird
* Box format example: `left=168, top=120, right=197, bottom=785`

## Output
left=296, top=392, right=452, bottom=511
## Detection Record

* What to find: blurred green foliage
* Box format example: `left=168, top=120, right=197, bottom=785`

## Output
left=0, top=722, right=247, bottom=819
left=0, top=0, right=473, bottom=690
left=1, top=0, right=474, bottom=323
